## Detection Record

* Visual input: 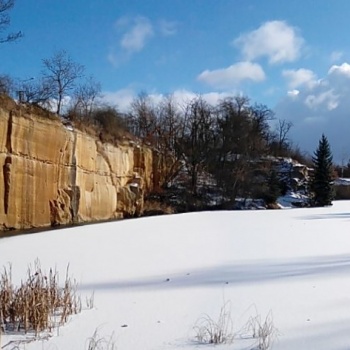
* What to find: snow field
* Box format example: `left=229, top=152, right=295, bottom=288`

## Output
left=1, top=202, right=350, bottom=349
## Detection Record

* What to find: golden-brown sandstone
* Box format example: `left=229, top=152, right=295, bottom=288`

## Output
left=0, top=95, right=168, bottom=231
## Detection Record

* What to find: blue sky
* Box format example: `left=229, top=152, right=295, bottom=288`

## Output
left=2, top=0, right=350, bottom=163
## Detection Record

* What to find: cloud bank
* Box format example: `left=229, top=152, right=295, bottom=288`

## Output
left=276, top=62, right=350, bottom=161
left=197, top=61, right=265, bottom=89
left=102, top=88, right=236, bottom=113
left=197, top=20, right=304, bottom=91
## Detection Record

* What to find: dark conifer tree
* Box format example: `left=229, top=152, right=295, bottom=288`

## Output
left=310, top=134, right=334, bottom=206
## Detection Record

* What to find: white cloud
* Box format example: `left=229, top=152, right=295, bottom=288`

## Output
left=167, top=90, right=235, bottom=106
left=304, top=89, right=339, bottom=111
left=107, top=52, right=120, bottom=66
left=328, top=62, right=350, bottom=78
left=158, top=20, right=178, bottom=36
left=108, top=17, right=154, bottom=66
left=287, top=89, right=300, bottom=98
left=282, top=68, right=318, bottom=89
left=120, top=17, right=154, bottom=54
left=200, top=91, right=235, bottom=105
left=276, top=62, right=350, bottom=162
left=102, top=88, right=136, bottom=111
left=330, top=51, right=343, bottom=63
left=197, top=61, right=265, bottom=89
left=108, top=16, right=178, bottom=66
left=234, top=20, right=304, bottom=64
left=170, top=89, right=238, bottom=107
left=102, top=88, right=239, bottom=113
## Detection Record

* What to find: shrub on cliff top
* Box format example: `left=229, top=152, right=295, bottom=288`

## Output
left=69, top=105, right=134, bottom=145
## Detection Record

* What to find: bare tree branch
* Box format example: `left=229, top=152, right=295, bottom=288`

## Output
left=42, top=50, right=84, bottom=114
left=0, top=0, right=23, bottom=44
left=71, top=76, right=101, bottom=119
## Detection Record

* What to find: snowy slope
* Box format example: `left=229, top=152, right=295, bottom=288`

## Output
left=1, top=202, right=350, bottom=349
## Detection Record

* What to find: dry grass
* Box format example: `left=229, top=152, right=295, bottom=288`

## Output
left=194, top=302, right=278, bottom=349
left=0, top=260, right=81, bottom=337
left=86, top=328, right=116, bottom=350
left=0, top=93, right=18, bottom=110
left=247, top=310, right=277, bottom=350
left=194, top=301, right=234, bottom=344
left=86, top=291, right=95, bottom=310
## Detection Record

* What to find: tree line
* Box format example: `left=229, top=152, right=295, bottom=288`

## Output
left=123, top=93, right=301, bottom=209
left=123, top=94, right=335, bottom=209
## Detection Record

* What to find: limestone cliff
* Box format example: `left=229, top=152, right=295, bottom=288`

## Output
left=0, top=95, right=166, bottom=231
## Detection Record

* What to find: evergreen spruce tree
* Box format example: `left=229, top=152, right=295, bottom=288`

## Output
left=310, top=134, right=334, bottom=206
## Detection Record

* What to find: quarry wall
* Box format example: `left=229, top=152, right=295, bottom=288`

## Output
left=0, top=96, right=165, bottom=231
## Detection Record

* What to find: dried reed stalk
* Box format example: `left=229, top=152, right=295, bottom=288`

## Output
left=0, top=260, right=80, bottom=336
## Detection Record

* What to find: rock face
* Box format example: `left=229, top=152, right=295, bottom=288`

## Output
left=273, top=157, right=310, bottom=193
left=0, top=96, right=165, bottom=231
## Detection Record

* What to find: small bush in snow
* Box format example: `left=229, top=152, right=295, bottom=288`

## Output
left=194, top=301, right=234, bottom=344
left=86, top=291, right=95, bottom=310
left=86, top=328, right=116, bottom=350
left=194, top=302, right=278, bottom=349
left=247, top=311, right=277, bottom=350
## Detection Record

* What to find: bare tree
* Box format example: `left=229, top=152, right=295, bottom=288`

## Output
left=154, top=95, right=185, bottom=185
left=42, top=50, right=84, bottom=114
left=248, top=103, right=275, bottom=157
left=129, top=93, right=158, bottom=142
left=0, top=0, right=22, bottom=44
left=156, top=95, right=182, bottom=154
left=177, top=96, right=216, bottom=195
left=276, top=119, right=293, bottom=151
left=214, top=96, right=252, bottom=201
left=71, top=76, right=101, bottom=119
left=212, top=97, right=276, bottom=203
left=269, top=119, right=293, bottom=156
left=18, top=78, right=52, bottom=107
left=0, top=74, right=13, bottom=93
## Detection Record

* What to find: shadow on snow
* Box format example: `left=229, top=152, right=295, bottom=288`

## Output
left=79, top=254, right=350, bottom=292
left=300, top=212, right=350, bottom=220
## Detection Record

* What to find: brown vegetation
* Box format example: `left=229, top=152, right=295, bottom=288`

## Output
left=0, top=92, right=60, bottom=121
left=334, top=185, right=350, bottom=200
left=69, top=106, right=136, bottom=147
left=143, top=198, right=175, bottom=216
left=0, top=260, right=80, bottom=336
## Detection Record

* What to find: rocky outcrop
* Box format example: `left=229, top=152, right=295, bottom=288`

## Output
left=272, top=157, right=310, bottom=193
left=0, top=96, right=165, bottom=231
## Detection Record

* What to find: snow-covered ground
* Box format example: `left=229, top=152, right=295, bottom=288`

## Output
left=335, top=178, right=350, bottom=186
left=277, top=192, right=309, bottom=208
left=1, top=201, right=350, bottom=349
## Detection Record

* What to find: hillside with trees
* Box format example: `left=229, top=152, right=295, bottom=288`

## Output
left=1, top=48, right=338, bottom=213
left=0, top=0, right=339, bottom=213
